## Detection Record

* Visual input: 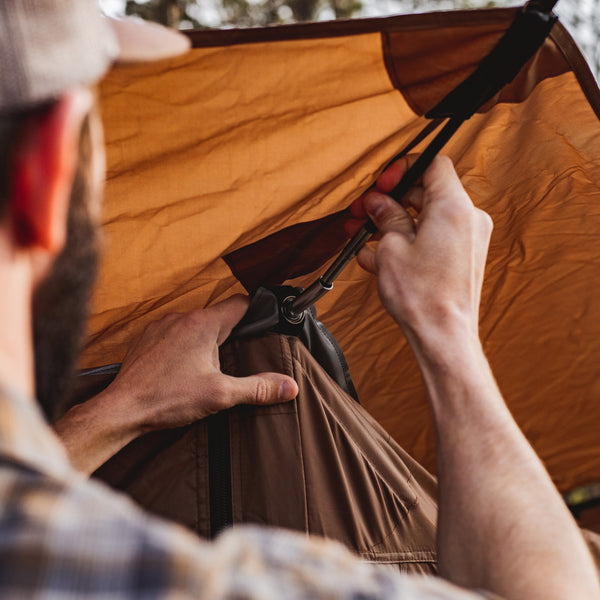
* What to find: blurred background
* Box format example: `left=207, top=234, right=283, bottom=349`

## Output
left=100, top=0, right=599, bottom=80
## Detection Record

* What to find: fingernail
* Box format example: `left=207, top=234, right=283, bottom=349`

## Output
left=279, top=380, right=297, bottom=401
left=366, top=192, right=385, bottom=219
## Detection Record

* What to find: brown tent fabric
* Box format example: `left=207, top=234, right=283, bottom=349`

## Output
left=86, top=334, right=438, bottom=573
left=85, top=8, right=600, bottom=495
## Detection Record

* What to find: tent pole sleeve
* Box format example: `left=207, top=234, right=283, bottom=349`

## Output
left=426, top=0, right=558, bottom=119
left=288, top=0, right=559, bottom=316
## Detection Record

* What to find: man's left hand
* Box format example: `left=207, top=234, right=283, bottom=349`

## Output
left=110, top=294, right=298, bottom=432
left=54, top=295, right=298, bottom=473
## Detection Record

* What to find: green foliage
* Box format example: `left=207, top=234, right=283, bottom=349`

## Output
left=122, top=0, right=598, bottom=80
left=125, top=0, right=363, bottom=27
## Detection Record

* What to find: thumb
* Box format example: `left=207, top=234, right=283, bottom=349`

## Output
left=364, top=191, right=416, bottom=240
left=223, top=373, right=298, bottom=408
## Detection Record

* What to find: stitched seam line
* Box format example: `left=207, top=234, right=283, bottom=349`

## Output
left=291, top=357, right=418, bottom=513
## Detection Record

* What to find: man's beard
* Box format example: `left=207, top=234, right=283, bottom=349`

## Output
left=32, top=116, right=100, bottom=422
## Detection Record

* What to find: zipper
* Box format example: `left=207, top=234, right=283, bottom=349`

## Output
left=207, top=409, right=232, bottom=538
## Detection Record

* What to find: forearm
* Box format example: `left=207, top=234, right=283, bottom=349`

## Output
left=53, top=387, right=145, bottom=475
left=414, top=326, right=599, bottom=600
left=354, top=155, right=597, bottom=597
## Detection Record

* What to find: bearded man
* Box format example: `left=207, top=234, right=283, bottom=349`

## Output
left=0, top=2, right=598, bottom=599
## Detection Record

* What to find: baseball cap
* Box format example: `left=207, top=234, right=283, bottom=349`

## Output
left=0, top=0, right=191, bottom=113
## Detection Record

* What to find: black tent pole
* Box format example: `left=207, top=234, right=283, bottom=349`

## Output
left=282, top=116, right=465, bottom=318
left=284, top=0, right=559, bottom=321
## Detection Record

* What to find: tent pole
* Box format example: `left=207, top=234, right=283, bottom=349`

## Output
left=284, top=0, right=559, bottom=323
left=285, top=116, right=463, bottom=319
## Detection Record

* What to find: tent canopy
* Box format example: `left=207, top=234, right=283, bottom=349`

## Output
left=87, top=6, right=600, bottom=492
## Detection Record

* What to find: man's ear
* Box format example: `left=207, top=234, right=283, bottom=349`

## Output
left=10, top=87, right=93, bottom=254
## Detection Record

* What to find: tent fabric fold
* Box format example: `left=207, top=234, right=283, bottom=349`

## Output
left=88, top=8, right=600, bottom=494
left=85, top=333, right=438, bottom=572
left=383, top=22, right=567, bottom=116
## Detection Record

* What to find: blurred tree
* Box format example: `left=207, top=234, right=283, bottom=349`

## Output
left=562, top=0, right=600, bottom=81
left=125, top=0, right=361, bottom=26
left=125, top=0, right=185, bottom=27
left=121, top=0, right=598, bottom=79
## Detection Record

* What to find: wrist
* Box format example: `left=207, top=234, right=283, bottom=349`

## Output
left=93, top=382, right=150, bottom=438
left=400, top=315, right=499, bottom=415
left=54, top=388, right=145, bottom=475
left=402, top=309, right=482, bottom=368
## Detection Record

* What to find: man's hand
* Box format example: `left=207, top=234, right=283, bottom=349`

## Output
left=347, top=155, right=493, bottom=354
left=54, top=295, right=298, bottom=474
left=348, top=156, right=600, bottom=600
left=110, top=294, right=298, bottom=431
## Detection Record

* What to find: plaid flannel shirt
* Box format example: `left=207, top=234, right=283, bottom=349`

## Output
left=0, top=383, right=495, bottom=599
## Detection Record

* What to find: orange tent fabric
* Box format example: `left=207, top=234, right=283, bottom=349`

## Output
left=86, top=7, right=600, bottom=493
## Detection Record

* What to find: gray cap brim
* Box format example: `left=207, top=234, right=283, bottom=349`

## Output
left=0, top=1, right=190, bottom=112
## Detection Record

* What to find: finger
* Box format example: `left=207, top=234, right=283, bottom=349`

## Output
left=356, top=245, right=377, bottom=273
left=204, top=294, right=251, bottom=345
left=344, top=217, right=366, bottom=238
left=224, top=373, right=298, bottom=407
left=350, top=154, right=415, bottom=221
left=345, top=218, right=383, bottom=243
left=363, top=191, right=416, bottom=239
left=422, top=155, right=473, bottom=211
left=375, top=157, right=408, bottom=193
left=402, top=186, right=424, bottom=212
left=349, top=192, right=370, bottom=220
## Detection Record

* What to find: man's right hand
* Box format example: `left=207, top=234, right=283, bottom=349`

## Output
left=349, top=156, right=600, bottom=600
left=347, top=155, right=493, bottom=356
